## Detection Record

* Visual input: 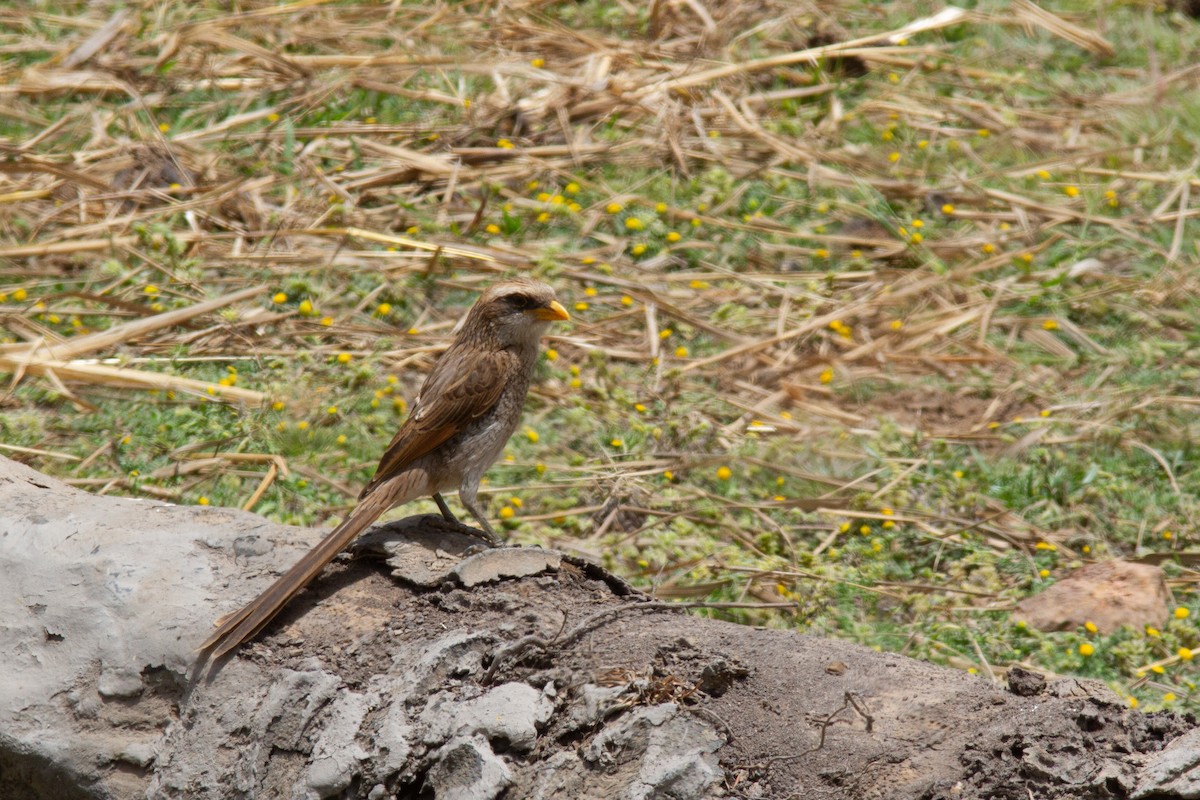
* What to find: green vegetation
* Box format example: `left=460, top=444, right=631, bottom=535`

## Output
left=2, top=0, right=1198, bottom=711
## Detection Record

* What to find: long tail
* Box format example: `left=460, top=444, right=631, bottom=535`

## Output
left=200, top=473, right=423, bottom=659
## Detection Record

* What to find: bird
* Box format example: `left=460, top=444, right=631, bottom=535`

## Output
left=200, top=278, right=569, bottom=659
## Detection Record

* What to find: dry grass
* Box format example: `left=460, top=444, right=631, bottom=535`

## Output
left=2, top=0, right=1199, bottom=706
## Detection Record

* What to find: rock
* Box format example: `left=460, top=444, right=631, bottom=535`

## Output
left=425, top=735, right=511, bottom=800
left=453, top=547, right=562, bottom=587
left=1007, top=665, right=1047, bottom=697
left=1133, top=727, right=1200, bottom=798
left=1014, top=560, right=1170, bottom=633
left=0, top=456, right=1196, bottom=800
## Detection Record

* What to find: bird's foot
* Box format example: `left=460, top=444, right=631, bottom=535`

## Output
left=423, top=514, right=501, bottom=547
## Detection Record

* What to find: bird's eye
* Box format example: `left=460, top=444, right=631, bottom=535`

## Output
left=508, top=294, right=534, bottom=309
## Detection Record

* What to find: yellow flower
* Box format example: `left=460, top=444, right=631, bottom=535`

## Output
left=860, top=525, right=870, bottom=535
left=819, top=368, right=833, bottom=384
left=1036, top=170, right=1051, bottom=180
left=1085, top=621, right=1098, bottom=634
left=574, top=302, right=588, bottom=311
left=1163, top=693, right=1176, bottom=703
left=337, top=352, right=352, bottom=363
left=631, top=244, right=646, bottom=255
left=634, top=403, right=647, bottom=412
left=917, top=139, right=928, bottom=149
left=530, top=57, right=545, bottom=67
left=584, top=287, right=597, bottom=297
left=273, top=292, right=288, bottom=304
left=621, top=295, right=634, bottom=306
left=663, top=470, right=674, bottom=481
left=625, top=217, right=644, bottom=231
left=536, top=212, right=550, bottom=223
left=158, top=122, right=170, bottom=133
left=887, top=152, right=900, bottom=163
left=525, top=428, right=539, bottom=443
left=1164, top=530, right=1173, bottom=540
left=13, top=288, right=27, bottom=301
left=321, top=316, right=334, bottom=326
left=485, top=223, right=501, bottom=234
left=297, top=421, right=309, bottom=431
left=606, top=202, right=622, bottom=214
left=674, top=346, right=688, bottom=358
left=326, top=406, right=338, bottom=415
left=545, top=348, right=558, bottom=361
left=839, top=522, right=850, bottom=533
left=497, top=139, right=514, bottom=149
left=510, top=496, right=523, bottom=508
left=272, top=400, right=285, bottom=411
left=666, top=231, right=681, bottom=243
left=976, top=128, right=989, bottom=137
left=1147, top=627, right=1161, bottom=637
left=981, top=243, right=995, bottom=254
left=910, top=232, right=923, bottom=244
left=610, top=438, right=624, bottom=447
left=1039, top=569, right=1050, bottom=578
left=1064, top=185, right=1080, bottom=198
left=941, top=204, right=955, bottom=215
left=198, top=496, right=209, bottom=506
left=267, top=112, right=280, bottom=122
left=376, top=303, right=392, bottom=315
left=337, top=434, right=347, bottom=444
left=690, top=218, right=701, bottom=227
left=890, top=320, right=903, bottom=330
left=298, top=299, right=314, bottom=315
left=1128, top=696, right=1138, bottom=709
left=1176, top=607, right=1190, bottom=619
left=565, top=182, right=580, bottom=194
left=499, top=506, right=515, bottom=519
left=1079, top=643, right=1094, bottom=656
left=1043, top=319, right=1059, bottom=330
left=144, top=285, right=159, bottom=295
left=655, top=202, right=668, bottom=213
left=716, top=466, right=732, bottom=480
left=1179, top=648, right=1194, bottom=661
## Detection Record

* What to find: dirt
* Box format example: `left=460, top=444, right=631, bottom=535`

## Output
left=203, top=552, right=1192, bottom=799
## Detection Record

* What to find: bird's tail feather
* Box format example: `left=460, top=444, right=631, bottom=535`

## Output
left=200, top=472, right=424, bottom=659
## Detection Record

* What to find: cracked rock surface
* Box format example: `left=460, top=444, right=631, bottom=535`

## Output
left=1, top=456, right=1194, bottom=799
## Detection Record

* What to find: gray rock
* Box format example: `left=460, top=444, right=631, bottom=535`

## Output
left=453, top=547, right=562, bottom=587
left=1133, top=727, right=1200, bottom=798
left=424, top=734, right=511, bottom=800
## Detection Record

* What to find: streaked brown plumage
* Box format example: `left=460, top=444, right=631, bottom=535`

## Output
left=200, top=279, right=568, bottom=659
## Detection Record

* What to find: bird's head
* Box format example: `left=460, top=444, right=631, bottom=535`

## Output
left=461, top=278, right=569, bottom=349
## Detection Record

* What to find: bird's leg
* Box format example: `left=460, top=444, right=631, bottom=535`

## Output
left=458, top=483, right=501, bottom=545
left=432, top=492, right=459, bottom=524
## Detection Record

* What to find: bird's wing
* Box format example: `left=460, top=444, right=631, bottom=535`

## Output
left=360, top=345, right=514, bottom=498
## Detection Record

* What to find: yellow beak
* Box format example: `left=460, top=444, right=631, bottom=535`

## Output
left=530, top=300, right=570, bottom=321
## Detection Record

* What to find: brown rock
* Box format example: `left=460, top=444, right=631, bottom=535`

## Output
left=1014, top=560, right=1170, bottom=633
